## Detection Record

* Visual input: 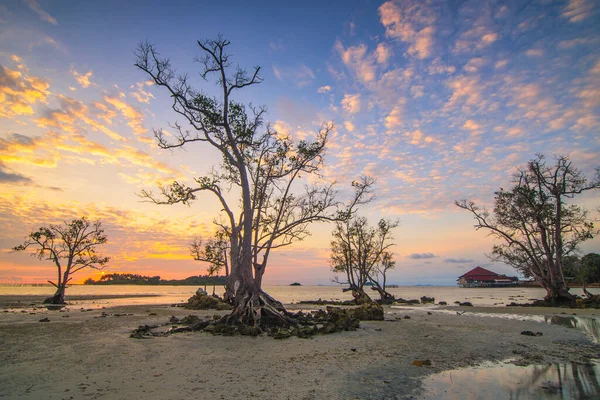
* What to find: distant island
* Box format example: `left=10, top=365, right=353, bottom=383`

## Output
left=289, top=282, right=302, bottom=286
left=84, top=273, right=226, bottom=286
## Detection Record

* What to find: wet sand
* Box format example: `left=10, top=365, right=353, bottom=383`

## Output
left=1, top=297, right=599, bottom=399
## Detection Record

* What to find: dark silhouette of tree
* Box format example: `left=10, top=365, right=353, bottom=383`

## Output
left=331, top=213, right=399, bottom=304
left=134, top=37, right=368, bottom=330
left=457, top=155, right=599, bottom=304
left=13, top=217, right=109, bottom=304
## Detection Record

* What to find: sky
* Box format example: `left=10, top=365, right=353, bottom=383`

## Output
left=0, top=0, right=599, bottom=286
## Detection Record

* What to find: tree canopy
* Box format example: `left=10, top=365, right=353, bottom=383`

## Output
left=456, top=155, right=599, bottom=304
left=13, top=217, right=109, bottom=304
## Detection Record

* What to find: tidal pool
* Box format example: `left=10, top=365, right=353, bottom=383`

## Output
left=420, top=360, right=600, bottom=399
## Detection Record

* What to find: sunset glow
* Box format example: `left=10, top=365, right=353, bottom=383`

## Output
left=1, top=0, right=598, bottom=285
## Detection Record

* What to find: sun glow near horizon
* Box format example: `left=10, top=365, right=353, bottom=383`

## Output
left=1, top=0, right=599, bottom=286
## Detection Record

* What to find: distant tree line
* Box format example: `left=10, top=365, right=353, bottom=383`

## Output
left=84, top=273, right=226, bottom=286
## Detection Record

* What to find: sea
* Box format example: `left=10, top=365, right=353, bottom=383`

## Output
left=1, top=284, right=599, bottom=309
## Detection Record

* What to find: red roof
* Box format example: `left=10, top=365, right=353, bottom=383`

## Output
left=458, top=267, right=499, bottom=279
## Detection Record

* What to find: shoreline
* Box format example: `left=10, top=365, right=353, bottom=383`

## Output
left=1, top=299, right=599, bottom=398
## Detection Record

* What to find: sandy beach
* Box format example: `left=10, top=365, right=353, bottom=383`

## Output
left=1, top=296, right=599, bottom=399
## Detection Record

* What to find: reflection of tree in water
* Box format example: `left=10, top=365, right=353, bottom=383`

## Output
left=544, top=315, right=600, bottom=343
left=511, top=362, right=600, bottom=398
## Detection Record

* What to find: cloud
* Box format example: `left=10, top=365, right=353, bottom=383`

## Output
left=130, top=81, right=154, bottom=104
left=495, top=60, right=508, bottom=69
left=71, top=67, right=93, bottom=88
left=444, top=75, right=485, bottom=110
left=379, top=1, right=436, bottom=59
left=408, top=253, right=437, bottom=260
left=463, top=120, right=481, bottom=131
left=0, top=65, right=50, bottom=117
left=341, top=93, right=361, bottom=114
left=375, top=43, right=391, bottom=64
left=0, top=163, right=32, bottom=184
left=481, top=33, right=498, bottom=44
left=344, top=121, right=355, bottom=132
left=558, top=37, right=600, bottom=49
left=317, top=85, right=331, bottom=94
left=444, top=258, right=474, bottom=264
left=25, top=0, right=57, bottom=25
left=272, top=65, right=315, bottom=87
left=385, top=105, right=403, bottom=130
left=463, top=57, right=487, bottom=73
left=562, top=0, right=595, bottom=23
left=104, top=95, right=149, bottom=140
left=335, top=41, right=377, bottom=83
left=525, top=49, right=544, bottom=57
left=35, top=95, right=126, bottom=142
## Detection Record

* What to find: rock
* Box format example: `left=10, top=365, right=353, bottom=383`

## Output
left=353, top=302, right=384, bottom=321
left=438, top=301, right=448, bottom=306
left=196, top=288, right=208, bottom=296
left=39, top=318, right=50, bottom=322
left=420, top=296, right=435, bottom=304
left=180, top=315, right=200, bottom=325
left=521, top=330, right=543, bottom=337
left=459, top=302, right=473, bottom=307
left=412, top=359, right=432, bottom=367
left=404, top=315, right=411, bottom=319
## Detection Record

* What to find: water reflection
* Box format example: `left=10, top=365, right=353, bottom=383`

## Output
left=545, top=315, right=600, bottom=344
left=421, top=360, right=600, bottom=399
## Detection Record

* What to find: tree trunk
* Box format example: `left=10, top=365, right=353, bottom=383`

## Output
left=370, top=285, right=395, bottom=304
left=44, top=286, right=66, bottom=304
left=543, top=282, right=575, bottom=304
left=351, top=287, right=372, bottom=305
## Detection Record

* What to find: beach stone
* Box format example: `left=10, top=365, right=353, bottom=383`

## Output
left=420, top=296, right=435, bottom=304
left=459, top=302, right=473, bottom=307
left=521, top=331, right=543, bottom=337
left=39, top=318, right=50, bottom=322
left=438, top=301, right=448, bottom=306
left=196, top=288, right=208, bottom=296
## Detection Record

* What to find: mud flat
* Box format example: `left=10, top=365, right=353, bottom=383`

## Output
left=1, top=302, right=599, bottom=399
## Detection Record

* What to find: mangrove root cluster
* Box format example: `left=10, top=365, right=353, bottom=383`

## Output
left=131, top=303, right=385, bottom=339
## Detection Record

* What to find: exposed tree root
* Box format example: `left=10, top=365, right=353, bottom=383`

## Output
left=43, top=290, right=65, bottom=305
left=131, top=298, right=386, bottom=339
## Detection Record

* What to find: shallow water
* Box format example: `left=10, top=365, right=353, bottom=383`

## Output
left=0, top=284, right=598, bottom=308
left=394, top=307, right=600, bottom=344
left=421, top=360, right=600, bottom=399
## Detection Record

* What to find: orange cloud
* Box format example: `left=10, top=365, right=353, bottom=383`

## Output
left=71, top=67, right=93, bottom=88
left=35, top=95, right=126, bottom=141
left=0, top=65, right=50, bottom=117
left=104, top=95, right=150, bottom=141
